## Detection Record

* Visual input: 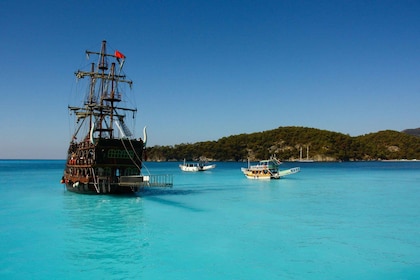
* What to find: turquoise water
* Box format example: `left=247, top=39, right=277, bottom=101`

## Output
left=0, top=160, right=419, bottom=279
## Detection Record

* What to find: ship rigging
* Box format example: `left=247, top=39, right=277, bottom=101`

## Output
left=61, top=40, right=172, bottom=194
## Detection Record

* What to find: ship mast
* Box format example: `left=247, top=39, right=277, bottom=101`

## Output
left=98, top=40, right=107, bottom=139
left=70, top=40, right=135, bottom=142
left=88, top=62, right=95, bottom=135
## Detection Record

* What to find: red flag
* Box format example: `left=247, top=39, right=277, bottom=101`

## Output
left=115, top=50, right=125, bottom=59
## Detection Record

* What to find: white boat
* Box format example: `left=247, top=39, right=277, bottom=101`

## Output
left=179, top=160, right=216, bottom=172
left=241, top=157, right=300, bottom=179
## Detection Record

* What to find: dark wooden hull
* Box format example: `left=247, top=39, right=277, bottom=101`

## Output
left=62, top=138, right=145, bottom=195
left=64, top=181, right=140, bottom=194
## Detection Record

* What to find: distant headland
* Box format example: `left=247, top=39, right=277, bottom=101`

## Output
left=145, top=126, right=420, bottom=162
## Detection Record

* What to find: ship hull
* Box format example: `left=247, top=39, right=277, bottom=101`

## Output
left=64, top=181, right=140, bottom=194
left=62, top=138, right=145, bottom=195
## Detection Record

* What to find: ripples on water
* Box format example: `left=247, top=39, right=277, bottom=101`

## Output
left=0, top=160, right=419, bottom=279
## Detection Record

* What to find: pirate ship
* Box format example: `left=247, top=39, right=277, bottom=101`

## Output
left=61, top=40, right=172, bottom=194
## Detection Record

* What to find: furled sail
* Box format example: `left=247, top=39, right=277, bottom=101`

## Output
left=143, top=126, right=147, bottom=146
left=90, top=118, right=96, bottom=144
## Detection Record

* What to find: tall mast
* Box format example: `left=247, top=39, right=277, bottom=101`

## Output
left=88, top=62, right=95, bottom=133
left=300, top=147, right=302, bottom=161
left=99, top=41, right=107, bottom=138
left=109, top=62, right=116, bottom=138
left=98, top=40, right=108, bottom=71
left=70, top=40, right=135, bottom=142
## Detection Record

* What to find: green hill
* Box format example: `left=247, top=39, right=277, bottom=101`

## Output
left=402, top=128, right=420, bottom=138
left=146, top=126, right=420, bottom=162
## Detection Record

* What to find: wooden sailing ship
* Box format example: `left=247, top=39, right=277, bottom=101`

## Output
left=61, top=40, right=172, bottom=194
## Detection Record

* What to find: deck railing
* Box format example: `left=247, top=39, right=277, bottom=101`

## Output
left=119, top=174, right=173, bottom=188
left=144, top=174, right=173, bottom=187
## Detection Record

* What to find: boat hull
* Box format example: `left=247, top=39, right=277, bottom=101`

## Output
left=241, top=168, right=280, bottom=179
left=201, top=164, right=216, bottom=171
left=179, top=163, right=216, bottom=172
left=244, top=173, right=276, bottom=180
left=64, top=181, right=140, bottom=194
left=179, top=165, right=200, bottom=172
left=62, top=138, right=145, bottom=195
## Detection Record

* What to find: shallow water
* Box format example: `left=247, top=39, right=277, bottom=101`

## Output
left=0, top=160, right=419, bottom=279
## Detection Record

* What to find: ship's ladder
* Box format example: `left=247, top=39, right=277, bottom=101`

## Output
left=126, top=138, right=155, bottom=177
left=90, top=167, right=100, bottom=194
left=114, top=119, right=133, bottom=138
left=120, top=138, right=141, bottom=172
left=120, top=121, right=133, bottom=137
left=120, top=135, right=173, bottom=187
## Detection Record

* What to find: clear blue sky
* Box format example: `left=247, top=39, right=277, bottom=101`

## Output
left=1, top=0, right=419, bottom=159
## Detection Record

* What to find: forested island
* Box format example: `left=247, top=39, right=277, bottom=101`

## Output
left=145, top=126, right=420, bottom=162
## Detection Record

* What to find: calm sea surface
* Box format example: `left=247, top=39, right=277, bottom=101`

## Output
left=0, top=160, right=419, bottom=279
